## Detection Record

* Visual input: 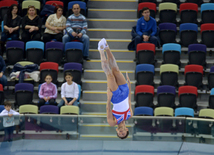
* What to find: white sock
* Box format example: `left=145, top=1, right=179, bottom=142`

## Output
left=98, top=38, right=108, bottom=50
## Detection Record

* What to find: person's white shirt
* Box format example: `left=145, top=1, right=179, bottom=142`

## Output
left=61, top=82, right=79, bottom=99
left=0, top=109, right=19, bottom=127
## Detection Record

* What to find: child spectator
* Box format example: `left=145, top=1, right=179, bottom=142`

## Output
left=38, top=74, right=57, bottom=108
left=0, top=101, right=19, bottom=142
left=58, top=73, right=79, bottom=108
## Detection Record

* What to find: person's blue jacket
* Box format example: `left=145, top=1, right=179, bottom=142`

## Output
left=136, top=16, right=157, bottom=37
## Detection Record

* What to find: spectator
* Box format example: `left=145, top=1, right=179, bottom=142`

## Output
left=21, top=6, right=42, bottom=42
left=43, top=5, right=66, bottom=43
left=62, top=4, right=90, bottom=60
left=135, top=7, right=158, bottom=48
left=38, top=74, right=57, bottom=108
left=57, top=73, right=79, bottom=108
left=0, top=4, right=21, bottom=55
left=0, top=101, right=19, bottom=142
left=0, top=55, right=7, bottom=87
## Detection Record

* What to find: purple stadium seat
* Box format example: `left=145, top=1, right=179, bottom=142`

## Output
left=157, top=85, right=176, bottom=108
left=64, top=63, right=82, bottom=84
left=0, top=105, right=4, bottom=113
left=45, top=42, right=64, bottom=64
left=6, top=41, right=25, bottom=65
left=40, top=105, right=59, bottom=114
left=159, top=23, right=177, bottom=45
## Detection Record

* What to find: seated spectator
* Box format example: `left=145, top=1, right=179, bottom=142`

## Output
left=62, top=4, right=90, bottom=60
left=43, top=5, right=66, bottom=43
left=0, top=101, right=19, bottom=142
left=21, top=6, right=42, bottom=42
left=38, top=74, right=57, bottom=108
left=135, top=7, right=158, bottom=48
left=58, top=73, right=79, bottom=108
left=0, top=4, right=21, bottom=55
left=0, top=56, right=7, bottom=87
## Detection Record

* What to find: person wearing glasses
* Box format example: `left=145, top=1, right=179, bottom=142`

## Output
left=43, top=5, right=66, bottom=43
left=21, top=5, right=42, bottom=42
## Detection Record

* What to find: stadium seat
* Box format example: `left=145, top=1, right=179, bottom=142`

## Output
left=134, top=106, right=153, bottom=116
left=26, top=41, right=44, bottom=64
left=179, top=3, right=198, bottom=23
left=68, top=1, right=86, bottom=17
left=159, top=2, right=177, bottom=23
left=208, top=66, right=214, bottom=90
left=45, top=1, right=64, bottom=7
left=175, top=107, right=194, bottom=117
left=65, top=42, right=83, bottom=63
left=180, top=23, right=198, bottom=47
left=201, top=3, right=214, bottom=23
left=157, top=85, right=176, bottom=108
left=22, top=1, right=41, bottom=16
left=64, top=62, right=82, bottom=85
left=178, top=86, right=198, bottom=109
left=208, top=88, right=214, bottom=109
left=184, top=65, right=203, bottom=89
left=0, top=84, right=4, bottom=105
left=19, top=104, right=38, bottom=114
left=40, top=105, right=59, bottom=114
left=135, top=64, right=154, bottom=85
left=39, top=62, right=58, bottom=84
left=45, top=42, right=64, bottom=64
left=6, top=41, right=24, bottom=65
left=160, top=64, right=179, bottom=87
left=154, top=107, right=173, bottom=116
left=15, top=83, right=34, bottom=107
left=198, top=109, right=214, bottom=135
left=136, top=43, right=155, bottom=65
left=185, top=0, right=203, bottom=6
left=201, top=24, right=214, bottom=47
left=135, top=85, right=154, bottom=107
left=159, top=23, right=177, bottom=45
left=188, top=44, right=206, bottom=67
left=162, top=43, right=181, bottom=66
left=137, top=2, right=156, bottom=18
left=60, top=106, right=79, bottom=115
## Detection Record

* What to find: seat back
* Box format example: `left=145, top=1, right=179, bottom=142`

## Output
left=157, top=85, right=176, bottom=107
left=64, top=63, right=82, bottom=84
left=154, top=107, right=173, bottom=116
left=22, top=1, right=41, bottom=15
left=0, top=105, right=4, bottom=113
left=199, top=109, right=214, bottom=119
left=179, top=3, right=198, bottom=23
left=136, top=43, right=155, bottom=64
left=40, top=62, right=58, bottom=84
left=26, top=41, right=44, bottom=64
left=45, top=1, right=64, bottom=7
left=175, top=107, right=194, bottom=117
left=188, top=44, right=206, bottom=66
left=40, top=105, right=59, bottom=114
left=137, top=2, right=156, bottom=18
left=60, top=106, right=79, bottom=115
left=134, top=106, right=153, bottom=116
left=6, top=41, right=25, bottom=65
left=68, top=1, right=86, bottom=16
left=65, top=42, right=83, bottom=63
left=160, top=64, right=179, bottom=86
left=159, top=3, right=177, bottom=23
left=162, top=43, right=181, bottom=65
left=45, top=42, right=63, bottom=63
left=208, top=67, right=214, bottom=90
left=19, top=104, right=38, bottom=114
left=201, top=3, right=214, bottom=23
left=136, top=64, right=154, bottom=85
left=135, top=85, right=154, bottom=107
left=159, top=23, right=177, bottom=44
left=201, top=24, right=214, bottom=47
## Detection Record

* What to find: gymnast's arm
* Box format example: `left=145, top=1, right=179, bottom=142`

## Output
left=126, top=72, right=133, bottom=118
left=106, top=88, right=117, bottom=127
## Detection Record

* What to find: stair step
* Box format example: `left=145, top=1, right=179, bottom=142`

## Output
left=88, top=9, right=137, bottom=19
left=84, top=70, right=135, bottom=80
left=88, top=0, right=138, bottom=9
left=88, top=18, right=137, bottom=29
left=87, top=28, right=131, bottom=39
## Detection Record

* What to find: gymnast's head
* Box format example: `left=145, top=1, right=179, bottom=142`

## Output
left=116, top=122, right=129, bottom=139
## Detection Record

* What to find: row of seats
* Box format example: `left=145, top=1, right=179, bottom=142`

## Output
left=0, top=0, right=87, bottom=20
left=138, top=2, right=214, bottom=24
left=138, top=0, right=205, bottom=6
left=136, top=43, right=208, bottom=66
left=158, top=23, right=214, bottom=47
left=136, top=63, right=214, bottom=89
left=6, top=41, right=84, bottom=65
left=0, top=104, right=79, bottom=114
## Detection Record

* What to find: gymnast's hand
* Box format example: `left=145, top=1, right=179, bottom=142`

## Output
left=107, top=87, right=113, bottom=101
